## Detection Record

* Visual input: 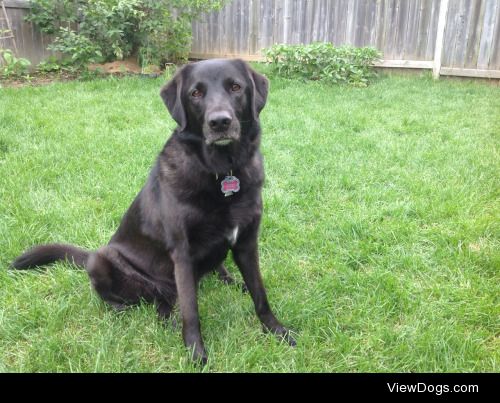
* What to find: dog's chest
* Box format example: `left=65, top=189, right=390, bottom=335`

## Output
left=226, top=226, right=239, bottom=246
left=201, top=213, right=240, bottom=246
left=188, top=207, right=243, bottom=249
left=187, top=184, right=260, bottom=257
left=188, top=215, right=241, bottom=272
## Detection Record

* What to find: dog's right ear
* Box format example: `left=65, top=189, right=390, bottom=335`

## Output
left=160, top=67, right=187, bottom=131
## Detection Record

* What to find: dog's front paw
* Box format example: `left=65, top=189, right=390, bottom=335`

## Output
left=266, top=326, right=297, bottom=347
left=239, top=281, right=249, bottom=293
left=280, top=328, right=297, bottom=347
left=185, top=340, right=208, bottom=366
left=191, top=348, right=208, bottom=366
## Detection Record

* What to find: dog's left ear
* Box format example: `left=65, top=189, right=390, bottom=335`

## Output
left=160, top=66, right=188, bottom=131
left=251, top=68, right=269, bottom=119
left=239, top=60, right=269, bottom=120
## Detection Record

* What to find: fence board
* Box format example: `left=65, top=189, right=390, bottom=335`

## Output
left=452, top=0, right=473, bottom=68
left=425, top=0, right=440, bottom=59
left=404, top=0, right=420, bottom=59
left=384, top=0, right=398, bottom=59
left=477, top=0, right=498, bottom=68
left=491, top=2, right=500, bottom=67
left=464, top=0, right=485, bottom=68
left=442, top=0, right=459, bottom=66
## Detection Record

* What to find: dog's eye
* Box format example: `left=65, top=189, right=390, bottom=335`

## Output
left=191, top=89, right=203, bottom=98
left=231, top=83, right=241, bottom=92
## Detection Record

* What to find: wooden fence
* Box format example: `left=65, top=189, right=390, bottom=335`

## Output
left=191, top=0, right=500, bottom=78
left=1, top=0, right=56, bottom=66
left=1, top=0, right=499, bottom=78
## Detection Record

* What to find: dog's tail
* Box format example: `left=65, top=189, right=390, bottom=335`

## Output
left=11, top=244, right=90, bottom=270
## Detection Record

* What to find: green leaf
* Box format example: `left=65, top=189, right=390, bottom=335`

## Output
left=3, top=51, right=13, bottom=64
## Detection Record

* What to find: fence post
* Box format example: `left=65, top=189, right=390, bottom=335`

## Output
left=433, top=0, right=449, bottom=79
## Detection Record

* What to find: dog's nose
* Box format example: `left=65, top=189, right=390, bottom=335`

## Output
left=208, top=112, right=232, bottom=131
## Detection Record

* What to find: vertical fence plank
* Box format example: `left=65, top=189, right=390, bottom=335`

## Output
left=478, top=0, right=498, bottom=68
left=210, top=7, right=218, bottom=56
left=249, top=0, right=259, bottom=55
left=273, top=0, right=282, bottom=44
left=490, top=1, right=500, bottom=68
left=383, top=0, right=398, bottom=59
left=368, top=0, right=380, bottom=47
left=264, top=0, right=272, bottom=50
left=328, top=0, right=338, bottom=45
left=425, top=0, right=440, bottom=60
left=293, top=0, right=303, bottom=44
left=442, top=0, right=461, bottom=67
left=404, top=0, right=421, bottom=59
left=394, top=0, right=410, bottom=59
left=416, top=0, right=432, bottom=60
left=354, top=0, right=366, bottom=46
left=345, top=0, right=356, bottom=45
left=433, top=0, right=450, bottom=78
left=452, top=0, right=474, bottom=68
left=333, top=0, right=341, bottom=44
left=375, top=0, right=387, bottom=54
left=362, top=0, right=375, bottom=46
left=305, top=0, right=312, bottom=42
left=464, top=0, right=485, bottom=68
left=319, top=0, right=327, bottom=42
left=283, top=0, right=292, bottom=43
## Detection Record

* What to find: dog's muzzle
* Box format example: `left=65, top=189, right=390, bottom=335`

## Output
left=203, top=111, right=241, bottom=146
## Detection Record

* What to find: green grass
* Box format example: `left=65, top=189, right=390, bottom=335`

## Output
left=0, top=70, right=499, bottom=372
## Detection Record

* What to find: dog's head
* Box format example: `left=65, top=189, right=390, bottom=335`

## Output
left=160, top=59, right=268, bottom=147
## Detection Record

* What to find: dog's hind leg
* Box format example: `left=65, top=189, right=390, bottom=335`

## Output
left=154, top=280, right=178, bottom=326
left=156, top=299, right=179, bottom=330
left=156, top=300, right=173, bottom=320
left=86, top=247, right=163, bottom=310
left=85, top=251, right=131, bottom=310
left=215, top=264, right=235, bottom=284
left=87, top=247, right=179, bottom=326
left=215, top=264, right=248, bottom=292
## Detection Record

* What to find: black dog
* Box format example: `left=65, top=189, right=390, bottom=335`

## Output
left=12, top=58, right=295, bottom=364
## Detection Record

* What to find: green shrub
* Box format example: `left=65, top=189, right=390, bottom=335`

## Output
left=25, top=0, right=77, bottom=35
left=26, top=0, right=226, bottom=67
left=263, top=42, right=381, bottom=87
left=48, top=26, right=103, bottom=65
left=136, top=1, right=197, bottom=68
left=36, top=56, right=80, bottom=76
left=0, top=49, right=31, bottom=78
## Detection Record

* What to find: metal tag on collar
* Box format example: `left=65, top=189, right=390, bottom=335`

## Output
left=220, top=171, right=240, bottom=197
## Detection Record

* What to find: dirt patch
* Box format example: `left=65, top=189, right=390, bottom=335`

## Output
left=88, top=57, right=162, bottom=75
left=0, top=57, right=165, bottom=88
left=88, top=57, right=142, bottom=74
left=0, top=71, right=78, bottom=88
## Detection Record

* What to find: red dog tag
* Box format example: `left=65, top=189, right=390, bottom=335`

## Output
left=221, top=176, right=240, bottom=197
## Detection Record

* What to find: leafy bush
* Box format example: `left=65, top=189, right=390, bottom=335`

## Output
left=48, top=26, right=103, bottom=65
left=0, top=49, right=31, bottom=78
left=36, top=55, right=80, bottom=74
left=25, top=0, right=77, bottom=35
left=263, top=43, right=381, bottom=86
left=138, top=3, right=192, bottom=68
left=26, top=0, right=226, bottom=67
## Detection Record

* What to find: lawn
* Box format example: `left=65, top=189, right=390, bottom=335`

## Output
left=0, top=69, right=498, bottom=372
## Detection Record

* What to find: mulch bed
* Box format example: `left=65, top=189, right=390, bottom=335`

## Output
left=1, top=58, right=164, bottom=88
